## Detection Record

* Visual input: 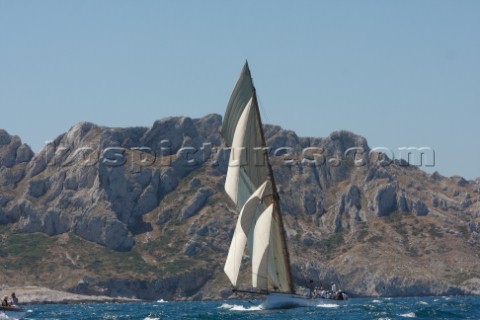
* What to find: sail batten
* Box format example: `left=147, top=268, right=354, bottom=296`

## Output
left=222, top=62, right=294, bottom=294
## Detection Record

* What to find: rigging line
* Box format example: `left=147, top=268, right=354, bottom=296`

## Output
left=256, top=93, right=272, bottom=130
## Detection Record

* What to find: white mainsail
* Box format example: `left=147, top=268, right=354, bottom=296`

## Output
left=224, top=180, right=271, bottom=286
left=224, top=97, right=256, bottom=206
left=222, top=62, right=294, bottom=293
left=252, top=204, right=273, bottom=289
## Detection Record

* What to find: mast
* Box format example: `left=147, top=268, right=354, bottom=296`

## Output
left=251, top=92, right=295, bottom=294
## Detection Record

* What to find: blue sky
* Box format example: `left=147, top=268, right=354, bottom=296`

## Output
left=1, top=1, right=479, bottom=179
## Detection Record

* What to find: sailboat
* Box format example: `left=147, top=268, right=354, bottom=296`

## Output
left=221, top=62, right=347, bottom=309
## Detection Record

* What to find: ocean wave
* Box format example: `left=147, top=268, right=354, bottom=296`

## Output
left=399, top=312, right=416, bottom=317
left=218, top=303, right=263, bottom=311
left=315, top=303, right=339, bottom=308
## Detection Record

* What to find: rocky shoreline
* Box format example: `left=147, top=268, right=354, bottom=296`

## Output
left=0, top=286, right=140, bottom=305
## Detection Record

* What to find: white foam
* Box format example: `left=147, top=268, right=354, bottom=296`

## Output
left=0, top=313, right=27, bottom=320
left=418, top=301, right=428, bottom=305
left=156, top=299, right=167, bottom=303
left=315, top=303, right=340, bottom=308
left=399, top=312, right=416, bottom=318
left=218, top=303, right=263, bottom=311
left=372, top=299, right=382, bottom=303
left=144, top=318, right=160, bottom=320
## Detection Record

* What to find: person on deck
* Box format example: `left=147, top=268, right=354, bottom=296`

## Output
left=331, top=282, right=337, bottom=292
left=336, top=291, right=344, bottom=300
left=320, top=288, right=326, bottom=299
left=305, top=287, right=311, bottom=298
left=2, top=296, right=10, bottom=307
left=11, top=292, right=18, bottom=305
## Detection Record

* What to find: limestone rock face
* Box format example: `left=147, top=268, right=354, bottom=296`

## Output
left=0, top=130, right=33, bottom=191
left=74, top=214, right=134, bottom=251
left=397, top=193, right=411, bottom=213
left=375, top=184, right=397, bottom=217
left=413, top=200, right=429, bottom=216
left=0, top=168, right=23, bottom=188
left=0, top=130, right=34, bottom=168
left=0, top=116, right=222, bottom=251
left=27, top=178, right=50, bottom=198
left=181, top=188, right=214, bottom=219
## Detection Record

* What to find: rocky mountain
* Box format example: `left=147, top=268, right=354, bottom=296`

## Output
left=0, top=114, right=479, bottom=300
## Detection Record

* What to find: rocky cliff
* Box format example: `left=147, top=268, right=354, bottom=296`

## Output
left=0, top=115, right=479, bottom=300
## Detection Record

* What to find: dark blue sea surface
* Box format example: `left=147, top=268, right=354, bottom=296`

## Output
left=11, top=296, right=480, bottom=320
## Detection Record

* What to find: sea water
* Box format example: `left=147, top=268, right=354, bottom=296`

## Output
left=9, top=296, right=480, bottom=319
